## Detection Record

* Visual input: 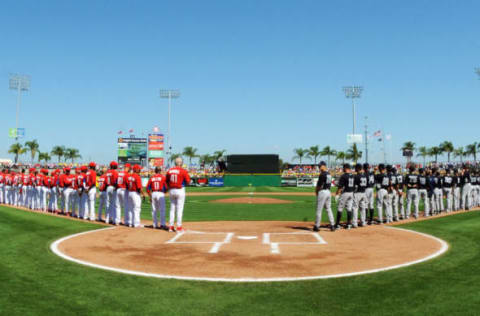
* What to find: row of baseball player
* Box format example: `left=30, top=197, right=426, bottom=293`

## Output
left=314, top=162, right=479, bottom=231
left=0, top=157, right=191, bottom=233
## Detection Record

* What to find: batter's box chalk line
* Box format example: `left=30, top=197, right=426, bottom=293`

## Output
left=262, top=232, right=327, bottom=254
left=165, top=231, right=235, bottom=254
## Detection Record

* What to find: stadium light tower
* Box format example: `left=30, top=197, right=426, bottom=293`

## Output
left=9, top=73, right=30, bottom=141
left=159, top=89, right=180, bottom=164
left=342, top=86, right=363, bottom=137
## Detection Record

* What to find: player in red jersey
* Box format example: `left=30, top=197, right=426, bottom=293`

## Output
left=166, top=157, right=191, bottom=232
left=61, top=167, right=74, bottom=215
left=40, top=169, right=50, bottom=212
left=126, top=164, right=143, bottom=228
left=115, top=163, right=130, bottom=225
left=105, top=161, right=119, bottom=224
left=29, top=169, right=37, bottom=209
left=50, top=170, right=60, bottom=213
left=21, top=170, right=31, bottom=208
left=35, top=169, right=44, bottom=210
left=97, top=168, right=108, bottom=221
left=77, top=166, right=88, bottom=219
left=5, top=170, right=13, bottom=205
left=0, top=169, right=5, bottom=204
left=13, top=171, right=22, bottom=207
left=85, top=162, right=97, bottom=221
left=146, top=167, right=168, bottom=229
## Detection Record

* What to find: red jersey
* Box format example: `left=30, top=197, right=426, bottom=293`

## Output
left=126, top=173, right=142, bottom=192
left=146, top=174, right=167, bottom=193
left=14, top=174, right=21, bottom=185
left=43, top=176, right=53, bottom=188
left=30, top=174, right=37, bottom=187
left=53, top=174, right=59, bottom=187
left=5, top=174, right=13, bottom=185
left=116, top=171, right=128, bottom=189
left=105, top=169, right=118, bottom=187
left=71, top=174, right=79, bottom=190
left=63, top=174, right=74, bottom=188
left=166, top=166, right=191, bottom=189
left=86, top=170, right=97, bottom=188
left=36, top=174, right=44, bottom=186
left=76, top=173, right=86, bottom=189
left=98, top=174, right=107, bottom=192
left=22, top=174, right=31, bottom=185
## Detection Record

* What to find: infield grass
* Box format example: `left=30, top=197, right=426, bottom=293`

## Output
left=1, top=202, right=480, bottom=315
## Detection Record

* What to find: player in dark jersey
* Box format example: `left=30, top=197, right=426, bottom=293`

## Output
left=334, top=164, right=355, bottom=229
left=363, top=163, right=376, bottom=225
left=314, top=161, right=335, bottom=232
left=353, top=164, right=368, bottom=227
left=375, top=164, right=391, bottom=224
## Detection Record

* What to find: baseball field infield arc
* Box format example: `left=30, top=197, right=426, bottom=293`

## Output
left=51, top=221, right=448, bottom=282
left=209, top=197, right=293, bottom=204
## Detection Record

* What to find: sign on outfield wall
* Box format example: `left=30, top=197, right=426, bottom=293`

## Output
left=297, top=177, right=315, bottom=187
left=148, top=133, right=164, bottom=167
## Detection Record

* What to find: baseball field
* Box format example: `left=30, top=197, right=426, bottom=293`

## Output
left=1, top=186, right=480, bottom=315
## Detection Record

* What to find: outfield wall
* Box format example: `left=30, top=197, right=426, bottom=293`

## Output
left=223, top=174, right=281, bottom=187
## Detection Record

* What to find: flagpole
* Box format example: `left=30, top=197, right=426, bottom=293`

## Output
left=382, top=129, right=387, bottom=163
left=364, top=116, right=368, bottom=163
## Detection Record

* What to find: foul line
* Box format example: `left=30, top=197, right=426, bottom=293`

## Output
left=50, top=225, right=449, bottom=283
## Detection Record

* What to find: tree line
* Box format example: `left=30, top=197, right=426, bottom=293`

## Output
left=169, top=147, right=226, bottom=167
left=8, top=140, right=81, bottom=164
left=401, top=141, right=479, bottom=165
left=292, top=144, right=362, bottom=166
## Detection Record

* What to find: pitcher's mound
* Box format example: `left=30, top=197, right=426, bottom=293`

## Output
left=210, top=197, right=293, bottom=204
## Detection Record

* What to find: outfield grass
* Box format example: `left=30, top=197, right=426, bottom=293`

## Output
left=1, top=204, right=480, bottom=315
left=186, top=186, right=316, bottom=193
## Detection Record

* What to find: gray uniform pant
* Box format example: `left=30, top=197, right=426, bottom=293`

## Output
left=376, top=188, right=390, bottom=223
left=337, top=192, right=354, bottom=214
left=315, top=190, right=334, bottom=227
left=453, top=187, right=461, bottom=210
left=406, top=189, right=419, bottom=218
left=443, top=188, right=453, bottom=212
left=365, top=188, right=374, bottom=209
left=353, top=192, right=367, bottom=226
left=418, top=189, right=429, bottom=216
left=396, top=191, right=405, bottom=217
left=462, top=184, right=472, bottom=210
left=431, top=188, right=442, bottom=213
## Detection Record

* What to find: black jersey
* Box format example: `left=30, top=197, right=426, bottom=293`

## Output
left=375, top=173, right=390, bottom=190
left=338, top=173, right=355, bottom=193
left=367, top=172, right=375, bottom=188
left=471, top=176, right=477, bottom=185
left=396, top=174, right=404, bottom=187
left=462, top=173, right=471, bottom=185
left=443, top=175, right=453, bottom=188
left=354, top=173, right=368, bottom=193
left=316, top=171, right=332, bottom=191
left=453, top=175, right=460, bottom=187
left=432, top=176, right=442, bottom=189
left=418, top=175, right=428, bottom=189
left=406, top=174, right=418, bottom=189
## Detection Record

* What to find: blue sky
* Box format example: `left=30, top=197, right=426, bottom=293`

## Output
left=0, top=0, right=479, bottom=164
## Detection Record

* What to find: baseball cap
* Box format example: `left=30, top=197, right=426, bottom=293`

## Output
left=343, top=163, right=351, bottom=170
left=363, top=163, right=369, bottom=169
left=354, top=164, right=362, bottom=171
left=133, top=164, right=142, bottom=172
left=318, top=161, right=326, bottom=167
left=125, top=163, right=131, bottom=169
left=81, top=166, right=88, bottom=172
left=89, top=162, right=96, bottom=168
left=110, top=161, right=118, bottom=168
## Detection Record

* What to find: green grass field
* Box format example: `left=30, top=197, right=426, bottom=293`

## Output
left=1, top=191, right=479, bottom=315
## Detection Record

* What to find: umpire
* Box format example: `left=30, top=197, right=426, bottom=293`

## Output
left=314, top=161, right=335, bottom=232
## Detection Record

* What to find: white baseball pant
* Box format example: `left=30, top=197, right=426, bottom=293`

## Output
left=169, top=188, right=186, bottom=227
left=151, top=191, right=166, bottom=228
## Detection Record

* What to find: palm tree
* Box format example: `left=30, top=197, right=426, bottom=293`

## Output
left=335, top=151, right=346, bottom=165
left=199, top=154, right=214, bottom=167
left=24, top=139, right=40, bottom=163
left=8, top=143, right=27, bottom=164
left=416, top=146, right=429, bottom=166
left=64, top=148, right=82, bottom=163
left=346, top=144, right=362, bottom=164
left=466, top=142, right=478, bottom=162
left=292, top=148, right=308, bottom=164
left=213, top=150, right=227, bottom=160
left=169, top=153, right=181, bottom=163
left=320, top=146, right=337, bottom=167
left=401, top=141, right=416, bottom=164
left=51, top=146, right=66, bottom=163
left=307, top=145, right=321, bottom=164
left=182, top=146, right=198, bottom=165
left=454, top=147, right=465, bottom=163
left=38, top=152, right=51, bottom=163
left=428, top=146, right=443, bottom=163
left=440, top=141, right=454, bottom=163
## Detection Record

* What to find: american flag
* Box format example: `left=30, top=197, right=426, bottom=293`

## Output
left=129, top=129, right=134, bottom=133
left=117, top=130, right=123, bottom=135
left=153, top=126, right=159, bottom=133
left=373, top=130, right=381, bottom=137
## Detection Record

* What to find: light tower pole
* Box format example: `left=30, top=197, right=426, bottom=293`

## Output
left=364, top=116, right=368, bottom=163
left=159, top=89, right=180, bottom=166
left=342, top=86, right=363, bottom=137
left=9, top=73, right=30, bottom=141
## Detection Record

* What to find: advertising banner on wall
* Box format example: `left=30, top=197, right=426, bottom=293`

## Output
left=117, top=137, right=147, bottom=166
left=148, top=134, right=164, bottom=168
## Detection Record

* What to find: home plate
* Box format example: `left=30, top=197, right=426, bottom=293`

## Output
left=237, top=236, right=257, bottom=240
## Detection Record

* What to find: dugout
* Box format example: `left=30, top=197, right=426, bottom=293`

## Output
left=224, top=154, right=281, bottom=187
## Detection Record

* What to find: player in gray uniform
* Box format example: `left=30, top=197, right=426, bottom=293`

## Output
left=375, top=164, right=391, bottom=224
left=442, top=169, right=454, bottom=212
left=461, top=168, right=471, bottom=210
left=334, top=164, right=355, bottom=229
left=453, top=169, right=461, bottom=211
left=364, top=163, right=376, bottom=225
left=314, top=161, right=335, bottom=232
left=353, top=164, right=368, bottom=227
left=395, top=168, right=405, bottom=219
left=430, top=170, right=443, bottom=215
left=405, top=165, right=419, bottom=219
left=471, top=171, right=478, bottom=207
left=418, top=168, right=429, bottom=217
left=387, top=166, right=399, bottom=222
